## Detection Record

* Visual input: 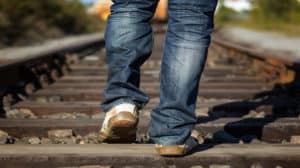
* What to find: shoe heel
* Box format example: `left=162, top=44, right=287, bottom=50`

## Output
left=155, top=145, right=187, bottom=156
left=100, top=112, right=138, bottom=143
left=111, top=112, right=138, bottom=127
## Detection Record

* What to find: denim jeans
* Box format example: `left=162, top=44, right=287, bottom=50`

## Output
left=101, top=0, right=218, bottom=145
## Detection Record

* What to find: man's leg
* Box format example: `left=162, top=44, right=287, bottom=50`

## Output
left=101, top=0, right=159, bottom=111
left=149, top=0, right=218, bottom=154
left=100, top=0, right=158, bottom=142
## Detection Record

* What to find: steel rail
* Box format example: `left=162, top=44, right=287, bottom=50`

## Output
left=212, top=32, right=300, bottom=84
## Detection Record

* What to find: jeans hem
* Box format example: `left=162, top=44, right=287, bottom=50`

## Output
left=151, top=135, right=197, bottom=146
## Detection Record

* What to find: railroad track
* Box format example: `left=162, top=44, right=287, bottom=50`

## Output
left=0, top=26, right=300, bottom=168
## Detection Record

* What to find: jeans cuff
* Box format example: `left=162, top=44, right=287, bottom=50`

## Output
left=151, top=135, right=198, bottom=147
left=150, top=136, right=185, bottom=146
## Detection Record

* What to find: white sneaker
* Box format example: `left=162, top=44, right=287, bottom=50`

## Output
left=99, top=103, right=139, bottom=143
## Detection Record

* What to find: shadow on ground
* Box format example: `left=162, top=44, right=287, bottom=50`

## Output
left=192, top=68, right=300, bottom=153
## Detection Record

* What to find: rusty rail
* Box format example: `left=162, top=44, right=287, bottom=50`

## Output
left=212, top=34, right=300, bottom=84
left=0, top=33, right=104, bottom=108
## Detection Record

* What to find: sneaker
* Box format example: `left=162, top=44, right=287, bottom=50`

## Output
left=99, top=103, right=139, bottom=143
left=155, top=130, right=203, bottom=156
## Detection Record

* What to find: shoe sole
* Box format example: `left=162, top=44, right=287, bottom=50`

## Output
left=99, top=112, right=138, bottom=143
left=155, top=145, right=187, bottom=156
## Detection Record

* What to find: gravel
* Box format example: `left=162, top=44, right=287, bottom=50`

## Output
left=5, top=108, right=37, bottom=119
left=243, top=110, right=266, bottom=119
left=290, top=136, right=300, bottom=144
left=43, top=113, right=90, bottom=119
left=250, top=163, right=263, bottom=168
left=196, top=108, right=210, bottom=117
left=79, top=166, right=112, bottom=168
left=20, top=137, right=41, bottom=144
left=28, top=137, right=41, bottom=144
left=48, top=129, right=73, bottom=139
left=41, top=138, right=51, bottom=144
left=1, top=131, right=101, bottom=145
left=210, top=165, right=231, bottom=168
left=0, top=130, right=8, bottom=144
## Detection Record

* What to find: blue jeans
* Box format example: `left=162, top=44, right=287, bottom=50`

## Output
left=101, top=0, right=218, bottom=145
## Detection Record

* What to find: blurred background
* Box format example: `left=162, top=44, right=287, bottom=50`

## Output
left=1, top=0, right=300, bottom=49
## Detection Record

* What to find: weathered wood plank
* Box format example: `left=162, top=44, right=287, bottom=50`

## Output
left=0, top=144, right=300, bottom=168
